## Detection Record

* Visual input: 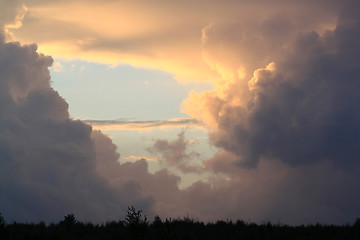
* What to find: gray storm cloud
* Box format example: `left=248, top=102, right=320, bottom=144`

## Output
left=0, top=37, right=156, bottom=223
left=189, top=2, right=360, bottom=168
left=179, top=0, right=360, bottom=224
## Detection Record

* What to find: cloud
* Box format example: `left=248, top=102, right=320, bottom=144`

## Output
left=91, top=130, right=185, bottom=220
left=85, top=118, right=202, bottom=131
left=0, top=0, right=27, bottom=39
left=51, top=61, right=63, bottom=72
left=123, top=155, right=159, bottom=161
left=175, top=0, right=360, bottom=224
left=7, top=0, right=340, bottom=83
left=0, top=36, right=156, bottom=223
left=180, top=158, right=360, bottom=225
left=184, top=1, right=360, bottom=168
left=147, top=130, right=202, bottom=173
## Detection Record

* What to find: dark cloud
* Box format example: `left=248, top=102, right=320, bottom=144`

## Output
left=202, top=3, right=360, bottom=168
left=0, top=38, right=155, bottom=223
left=175, top=1, right=360, bottom=224
left=185, top=157, right=360, bottom=225
left=92, top=130, right=185, bottom=220
left=0, top=22, right=199, bottom=224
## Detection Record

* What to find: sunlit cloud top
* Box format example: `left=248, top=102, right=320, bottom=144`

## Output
left=8, top=0, right=339, bottom=83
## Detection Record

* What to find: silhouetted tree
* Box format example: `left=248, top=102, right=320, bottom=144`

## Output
left=153, top=215, right=162, bottom=226
left=123, top=206, right=149, bottom=240
left=61, top=214, right=77, bottom=226
left=353, top=218, right=360, bottom=228
left=0, top=212, right=5, bottom=228
left=1, top=212, right=360, bottom=240
left=0, top=212, right=5, bottom=239
left=124, top=206, right=148, bottom=226
left=59, top=213, right=78, bottom=235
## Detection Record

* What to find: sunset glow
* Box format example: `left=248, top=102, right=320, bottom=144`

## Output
left=0, top=0, right=360, bottom=226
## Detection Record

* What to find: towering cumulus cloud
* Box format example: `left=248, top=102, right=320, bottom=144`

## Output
left=187, top=2, right=360, bottom=167
left=181, top=1, right=360, bottom=224
left=0, top=33, right=155, bottom=223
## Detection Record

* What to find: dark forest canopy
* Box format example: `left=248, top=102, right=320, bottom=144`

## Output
left=1, top=208, right=360, bottom=240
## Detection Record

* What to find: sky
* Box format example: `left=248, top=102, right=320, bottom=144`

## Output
left=0, top=0, right=360, bottom=225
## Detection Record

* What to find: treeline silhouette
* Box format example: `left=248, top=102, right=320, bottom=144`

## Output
left=1, top=207, right=360, bottom=240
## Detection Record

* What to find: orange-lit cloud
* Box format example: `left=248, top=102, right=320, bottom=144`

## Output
left=8, top=0, right=338, bottom=84
left=3, top=0, right=360, bottom=226
left=183, top=2, right=360, bottom=169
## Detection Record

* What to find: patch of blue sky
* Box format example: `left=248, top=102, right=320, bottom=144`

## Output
left=49, top=59, right=213, bottom=121
left=50, top=59, right=217, bottom=188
